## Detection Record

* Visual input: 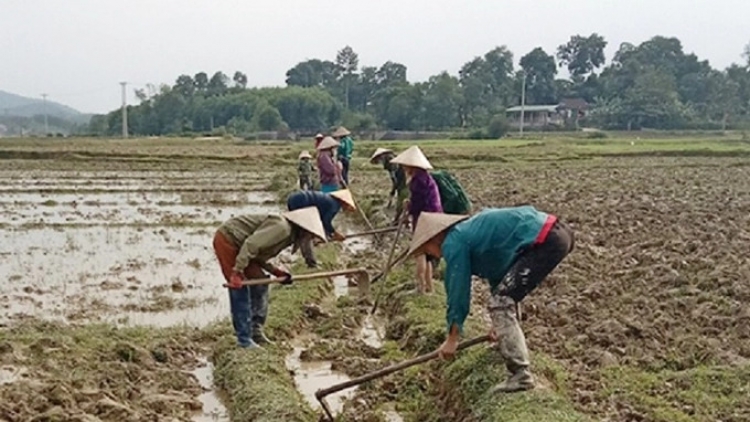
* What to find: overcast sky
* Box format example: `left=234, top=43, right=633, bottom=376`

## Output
left=1, top=0, right=748, bottom=114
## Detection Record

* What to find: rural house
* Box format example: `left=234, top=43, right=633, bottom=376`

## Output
left=506, top=98, right=589, bottom=129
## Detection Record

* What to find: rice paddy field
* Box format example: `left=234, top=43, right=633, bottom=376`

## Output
left=0, top=133, right=749, bottom=422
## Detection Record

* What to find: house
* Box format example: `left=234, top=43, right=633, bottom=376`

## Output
left=505, top=98, right=589, bottom=129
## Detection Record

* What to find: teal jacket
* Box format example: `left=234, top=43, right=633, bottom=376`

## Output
left=337, top=136, right=353, bottom=160
left=441, top=206, right=550, bottom=334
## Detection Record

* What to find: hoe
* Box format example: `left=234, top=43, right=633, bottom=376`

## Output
left=314, top=334, right=491, bottom=422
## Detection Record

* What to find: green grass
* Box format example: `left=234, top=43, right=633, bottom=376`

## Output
left=211, top=243, right=340, bottom=422
left=374, top=266, right=592, bottom=422
left=599, top=364, right=750, bottom=422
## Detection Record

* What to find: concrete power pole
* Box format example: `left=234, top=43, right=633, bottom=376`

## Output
left=519, top=72, right=526, bottom=137
left=41, top=93, right=49, bottom=135
left=120, top=82, right=128, bottom=138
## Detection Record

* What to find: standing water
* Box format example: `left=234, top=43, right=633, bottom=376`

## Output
left=191, top=357, right=229, bottom=422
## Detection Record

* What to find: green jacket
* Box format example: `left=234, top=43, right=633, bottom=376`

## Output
left=218, top=214, right=295, bottom=273
left=298, top=159, right=314, bottom=177
left=441, top=206, right=549, bottom=334
left=337, top=136, right=353, bottom=160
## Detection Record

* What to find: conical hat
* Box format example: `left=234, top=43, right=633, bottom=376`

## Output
left=314, top=133, right=324, bottom=139
left=330, top=189, right=356, bottom=210
left=407, top=212, right=470, bottom=256
left=282, top=206, right=327, bottom=242
left=316, top=136, right=339, bottom=150
left=298, top=150, right=312, bottom=159
left=332, top=126, right=351, bottom=137
left=369, top=147, right=393, bottom=163
left=390, top=145, right=433, bottom=170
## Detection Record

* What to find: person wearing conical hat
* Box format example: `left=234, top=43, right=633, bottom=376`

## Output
left=390, top=145, right=443, bottom=294
left=314, top=133, right=325, bottom=149
left=286, top=189, right=357, bottom=266
left=213, top=206, right=327, bottom=349
left=316, top=136, right=341, bottom=193
left=332, top=127, right=354, bottom=186
left=297, top=150, right=315, bottom=191
left=408, top=207, right=575, bottom=393
left=370, top=147, right=407, bottom=226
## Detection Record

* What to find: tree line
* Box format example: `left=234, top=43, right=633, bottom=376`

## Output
left=88, top=34, right=750, bottom=137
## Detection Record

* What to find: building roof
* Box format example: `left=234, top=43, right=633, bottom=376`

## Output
left=505, top=105, right=560, bottom=113
left=560, top=98, right=589, bottom=110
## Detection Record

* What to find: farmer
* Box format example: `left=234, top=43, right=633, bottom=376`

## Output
left=316, top=136, right=341, bottom=193
left=213, top=206, right=327, bottom=349
left=287, top=189, right=357, bottom=267
left=407, top=207, right=575, bottom=392
left=297, top=150, right=315, bottom=191
left=333, top=127, right=353, bottom=186
left=390, top=145, right=443, bottom=294
left=370, top=147, right=407, bottom=226
left=314, top=133, right=324, bottom=149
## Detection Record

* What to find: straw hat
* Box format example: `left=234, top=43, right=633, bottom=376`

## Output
left=369, top=147, right=393, bottom=164
left=314, top=133, right=324, bottom=139
left=282, top=206, right=327, bottom=242
left=329, top=189, right=357, bottom=210
left=407, top=212, right=470, bottom=256
left=332, top=126, right=351, bottom=138
left=316, top=136, right=339, bottom=151
left=390, top=145, right=433, bottom=170
left=298, top=150, right=312, bottom=160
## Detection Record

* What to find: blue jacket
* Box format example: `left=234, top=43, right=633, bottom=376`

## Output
left=441, top=206, right=550, bottom=334
left=286, top=190, right=341, bottom=236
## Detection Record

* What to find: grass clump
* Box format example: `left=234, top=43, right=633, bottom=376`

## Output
left=598, top=364, right=750, bottom=422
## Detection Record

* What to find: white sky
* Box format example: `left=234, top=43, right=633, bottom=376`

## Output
left=1, top=0, right=748, bottom=114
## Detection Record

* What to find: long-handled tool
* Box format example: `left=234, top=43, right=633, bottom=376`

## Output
left=368, top=218, right=406, bottom=311
left=340, top=179, right=377, bottom=236
left=344, top=226, right=398, bottom=239
left=222, top=268, right=368, bottom=288
left=314, top=335, right=491, bottom=422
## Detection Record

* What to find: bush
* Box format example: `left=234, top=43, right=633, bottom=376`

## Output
left=467, top=129, right=487, bottom=140
left=585, top=130, right=608, bottom=139
left=486, top=114, right=510, bottom=139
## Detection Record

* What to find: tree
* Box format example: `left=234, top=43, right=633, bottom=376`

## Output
left=376, top=61, right=408, bottom=88
left=208, top=71, right=229, bottom=96
left=744, top=42, right=750, bottom=66
left=487, top=114, right=510, bottom=138
left=285, top=59, right=338, bottom=88
left=421, top=72, right=463, bottom=129
left=233, top=71, right=248, bottom=89
left=194, top=72, right=209, bottom=92
left=252, top=102, right=284, bottom=131
left=519, top=47, right=558, bottom=104
left=174, top=75, right=195, bottom=97
left=335, top=46, right=359, bottom=109
left=556, top=34, right=607, bottom=79
left=458, top=46, right=515, bottom=127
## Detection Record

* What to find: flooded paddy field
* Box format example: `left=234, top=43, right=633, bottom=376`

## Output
left=1, top=136, right=749, bottom=422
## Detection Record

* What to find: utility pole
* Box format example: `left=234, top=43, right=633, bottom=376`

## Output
left=120, top=82, right=128, bottom=138
left=41, top=94, right=49, bottom=135
left=519, top=72, right=526, bottom=137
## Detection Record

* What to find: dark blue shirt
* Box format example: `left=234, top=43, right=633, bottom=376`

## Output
left=286, top=191, right=341, bottom=236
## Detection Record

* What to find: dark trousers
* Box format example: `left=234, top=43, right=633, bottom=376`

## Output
left=338, top=157, right=350, bottom=185
left=494, top=220, right=575, bottom=301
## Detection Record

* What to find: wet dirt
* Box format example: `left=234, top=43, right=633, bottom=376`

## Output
left=190, top=357, right=230, bottom=422
left=285, top=342, right=357, bottom=416
left=0, top=365, right=27, bottom=385
left=0, top=172, right=280, bottom=327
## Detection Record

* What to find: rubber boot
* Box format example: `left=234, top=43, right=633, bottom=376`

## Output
left=489, top=295, right=535, bottom=393
left=251, top=325, right=274, bottom=346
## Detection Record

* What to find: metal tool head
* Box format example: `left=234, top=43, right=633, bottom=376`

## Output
left=315, top=392, right=336, bottom=422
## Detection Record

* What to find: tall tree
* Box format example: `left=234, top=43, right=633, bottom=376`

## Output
left=519, top=47, right=558, bottom=104
left=335, top=46, right=360, bottom=109
left=208, top=72, right=229, bottom=96
left=421, top=72, right=463, bottom=129
left=194, top=72, right=209, bottom=93
left=285, top=59, right=338, bottom=88
left=233, top=71, right=248, bottom=89
left=376, top=61, right=408, bottom=88
left=556, top=34, right=608, bottom=79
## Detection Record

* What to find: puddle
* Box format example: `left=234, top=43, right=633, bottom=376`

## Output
left=332, top=275, right=351, bottom=299
left=0, top=365, right=27, bottom=385
left=191, top=357, right=230, bottom=422
left=359, top=314, right=384, bottom=348
left=285, top=345, right=356, bottom=416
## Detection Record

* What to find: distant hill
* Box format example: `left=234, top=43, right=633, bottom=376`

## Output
left=0, top=90, right=91, bottom=124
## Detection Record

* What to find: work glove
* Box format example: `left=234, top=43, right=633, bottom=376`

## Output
left=272, top=267, right=293, bottom=285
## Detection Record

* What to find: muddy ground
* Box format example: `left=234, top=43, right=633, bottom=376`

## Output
left=1, top=136, right=749, bottom=421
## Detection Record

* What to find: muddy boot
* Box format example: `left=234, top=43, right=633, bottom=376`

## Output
left=239, top=339, right=261, bottom=349
left=489, top=295, right=535, bottom=394
left=251, top=325, right=274, bottom=346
